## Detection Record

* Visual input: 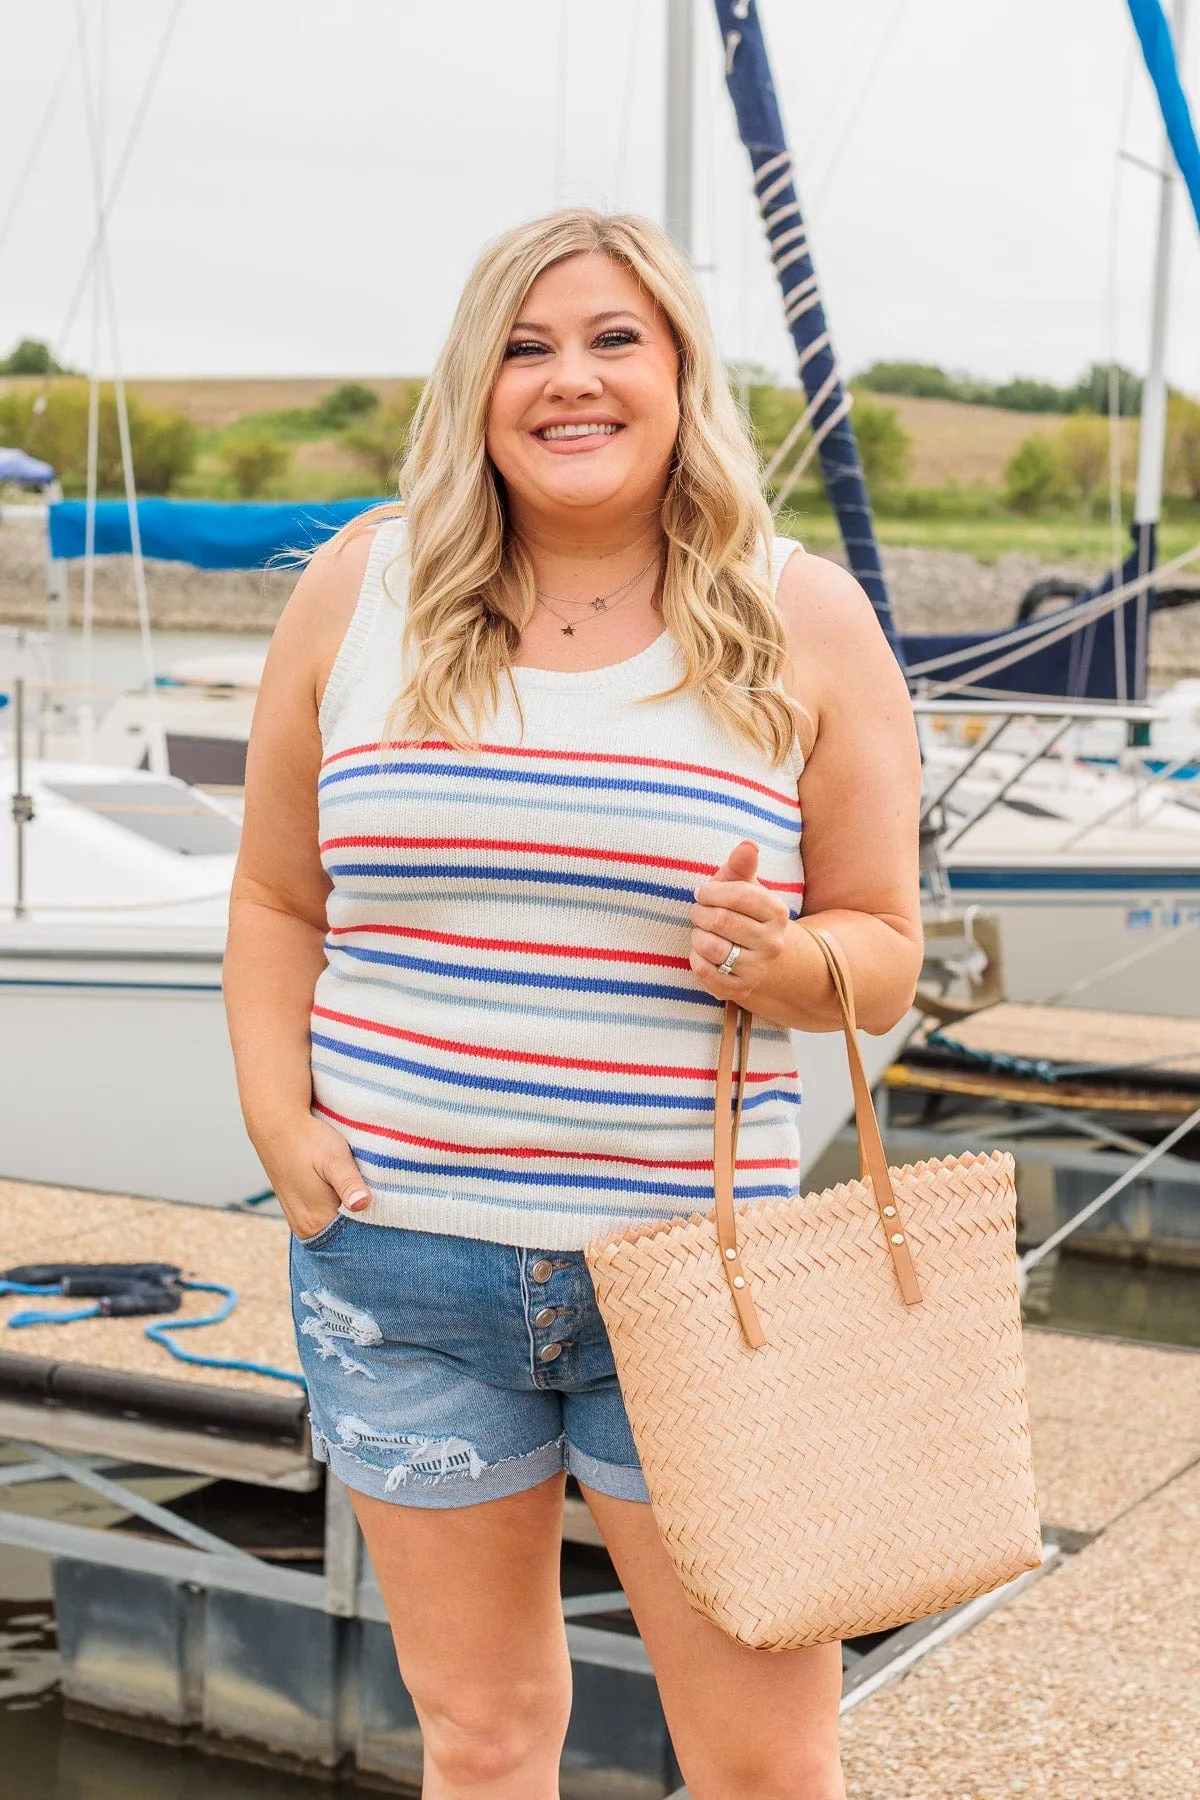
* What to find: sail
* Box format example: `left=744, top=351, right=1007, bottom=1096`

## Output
left=48, top=497, right=384, bottom=570
left=711, top=1, right=903, bottom=665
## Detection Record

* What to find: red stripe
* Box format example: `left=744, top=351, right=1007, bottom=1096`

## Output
left=312, top=1002, right=790, bottom=1083
left=314, top=1101, right=798, bottom=1171
left=319, top=835, right=804, bottom=895
left=328, top=922, right=689, bottom=969
left=320, top=736, right=801, bottom=810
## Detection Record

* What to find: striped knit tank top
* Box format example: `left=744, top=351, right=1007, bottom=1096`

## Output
left=311, top=518, right=806, bottom=1251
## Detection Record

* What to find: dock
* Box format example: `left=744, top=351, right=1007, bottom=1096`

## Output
left=1, top=1178, right=1198, bottom=1796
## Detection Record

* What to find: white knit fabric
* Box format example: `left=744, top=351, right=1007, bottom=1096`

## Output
left=311, top=519, right=807, bottom=1249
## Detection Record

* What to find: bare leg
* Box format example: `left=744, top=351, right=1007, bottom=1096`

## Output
left=581, top=1485, right=845, bottom=1800
left=352, top=1471, right=572, bottom=1799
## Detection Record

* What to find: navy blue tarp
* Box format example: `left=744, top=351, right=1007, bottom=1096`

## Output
left=48, top=497, right=387, bottom=570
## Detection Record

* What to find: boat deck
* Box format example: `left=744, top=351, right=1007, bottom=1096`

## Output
left=843, top=1329, right=1200, bottom=1798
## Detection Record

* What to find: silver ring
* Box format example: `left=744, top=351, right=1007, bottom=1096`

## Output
left=715, top=943, right=742, bottom=977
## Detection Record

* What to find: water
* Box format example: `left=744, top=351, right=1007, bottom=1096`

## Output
left=1023, top=1252, right=1200, bottom=1349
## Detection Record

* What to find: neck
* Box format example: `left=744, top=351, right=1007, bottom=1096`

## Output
left=507, top=502, right=664, bottom=572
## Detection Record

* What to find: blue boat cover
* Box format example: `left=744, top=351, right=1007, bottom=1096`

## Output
left=48, top=497, right=387, bottom=569
left=1127, top=0, right=1200, bottom=234
left=0, top=447, right=55, bottom=487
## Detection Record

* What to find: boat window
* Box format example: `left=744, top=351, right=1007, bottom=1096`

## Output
left=44, top=780, right=241, bottom=855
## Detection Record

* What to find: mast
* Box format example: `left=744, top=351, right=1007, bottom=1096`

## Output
left=664, top=0, right=696, bottom=259
left=710, top=0, right=902, bottom=664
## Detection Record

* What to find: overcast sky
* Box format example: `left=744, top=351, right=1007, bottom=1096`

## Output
left=1, top=0, right=1198, bottom=393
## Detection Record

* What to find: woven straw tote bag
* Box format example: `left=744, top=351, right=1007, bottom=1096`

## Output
left=584, top=928, right=1041, bottom=1651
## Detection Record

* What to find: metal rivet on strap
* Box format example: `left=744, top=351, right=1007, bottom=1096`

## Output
left=724, top=1247, right=737, bottom=1260
left=891, top=1232, right=905, bottom=1246
left=882, top=1205, right=896, bottom=1218
left=732, top=1275, right=746, bottom=1289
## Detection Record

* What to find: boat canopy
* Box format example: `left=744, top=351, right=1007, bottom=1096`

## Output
left=0, top=447, right=55, bottom=488
left=48, top=497, right=386, bottom=570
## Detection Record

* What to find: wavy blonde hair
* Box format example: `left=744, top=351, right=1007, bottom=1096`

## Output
left=339, top=208, right=799, bottom=765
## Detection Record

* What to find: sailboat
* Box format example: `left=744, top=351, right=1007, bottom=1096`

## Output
left=710, top=0, right=1200, bottom=1017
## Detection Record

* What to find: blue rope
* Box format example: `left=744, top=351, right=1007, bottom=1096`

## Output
left=145, top=1281, right=306, bottom=1388
left=1, top=1276, right=305, bottom=1388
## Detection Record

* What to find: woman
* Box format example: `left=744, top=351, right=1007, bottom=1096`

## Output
left=224, top=208, right=921, bottom=1800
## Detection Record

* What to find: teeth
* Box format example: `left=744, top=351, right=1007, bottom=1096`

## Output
left=539, top=423, right=620, bottom=439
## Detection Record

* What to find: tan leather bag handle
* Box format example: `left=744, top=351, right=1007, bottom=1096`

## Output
left=713, top=925, right=923, bottom=1350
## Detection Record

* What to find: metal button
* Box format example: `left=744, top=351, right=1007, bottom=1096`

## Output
left=538, top=1342, right=563, bottom=1362
left=724, top=1247, right=737, bottom=1260
left=732, top=1275, right=746, bottom=1289
left=531, top=1259, right=554, bottom=1283
left=891, top=1233, right=905, bottom=1246
left=883, top=1205, right=896, bottom=1218
left=534, top=1307, right=558, bottom=1327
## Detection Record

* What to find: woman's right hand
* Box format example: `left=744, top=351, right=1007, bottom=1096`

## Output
left=256, top=1113, right=373, bottom=1243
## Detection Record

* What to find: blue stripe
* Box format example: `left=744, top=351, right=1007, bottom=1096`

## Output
left=327, top=941, right=720, bottom=1006
left=326, top=864, right=801, bottom=918
left=349, top=1142, right=798, bottom=1202
left=319, top=756, right=801, bottom=832
left=311, top=1030, right=799, bottom=1111
left=949, top=867, right=1200, bottom=893
left=360, top=1171, right=799, bottom=1218
left=321, top=963, right=727, bottom=1036
left=320, top=782, right=803, bottom=855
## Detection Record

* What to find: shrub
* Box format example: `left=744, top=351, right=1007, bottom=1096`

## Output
left=220, top=427, right=290, bottom=498
left=0, top=337, right=72, bottom=375
left=851, top=392, right=912, bottom=489
left=344, top=389, right=423, bottom=490
left=314, top=381, right=379, bottom=430
left=1166, top=392, right=1200, bottom=501
left=1054, top=412, right=1110, bottom=512
left=1002, top=433, right=1066, bottom=513
left=0, top=382, right=196, bottom=492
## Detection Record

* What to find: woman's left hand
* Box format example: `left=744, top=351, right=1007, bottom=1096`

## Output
left=689, top=839, right=791, bottom=999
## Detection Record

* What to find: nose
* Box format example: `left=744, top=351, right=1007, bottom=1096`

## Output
left=544, top=344, right=603, bottom=403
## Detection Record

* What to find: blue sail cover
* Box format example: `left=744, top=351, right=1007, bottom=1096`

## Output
left=48, top=497, right=387, bottom=570
left=1127, top=0, right=1200, bottom=234
left=711, top=0, right=903, bottom=666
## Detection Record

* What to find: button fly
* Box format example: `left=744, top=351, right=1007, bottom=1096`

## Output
left=538, top=1342, right=563, bottom=1363
left=534, top=1307, right=557, bottom=1328
left=531, top=1259, right=554, bottom=1283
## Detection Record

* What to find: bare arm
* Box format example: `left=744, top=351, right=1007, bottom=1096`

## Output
left=690, top=552, right=922, bottom=1035
left=223, top=528, right=377, bottom=1237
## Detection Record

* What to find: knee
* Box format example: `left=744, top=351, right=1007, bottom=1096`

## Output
left=696, top=1741, right=844, bottom=1800
left=415, top=1674, right=571, bottom=1788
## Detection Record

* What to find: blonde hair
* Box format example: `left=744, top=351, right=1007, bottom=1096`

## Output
left=339, top=208, right=799, bottom=765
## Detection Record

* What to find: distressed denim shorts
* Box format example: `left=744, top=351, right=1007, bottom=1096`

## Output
left=289, top=1214, right=651, bottom=1509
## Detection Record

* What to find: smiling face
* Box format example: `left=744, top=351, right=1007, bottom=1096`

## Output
left=485, top=251, right=681, bottom=532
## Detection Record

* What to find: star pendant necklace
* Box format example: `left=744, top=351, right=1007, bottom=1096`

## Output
left=534, top=551, right=660, bottom=636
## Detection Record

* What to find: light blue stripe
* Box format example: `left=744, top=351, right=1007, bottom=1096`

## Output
left=326, top=883, right=800, bottom=926
left=319, top=755, right=801, bottom=833
left=320, top=782, right=802, bottom=856
left=319, top=965, right=725, bottom=1036
left=361, top=1166, right=802, bottom=1209
left=351, top=1146, right=800, bottom=1204
left=311, top=1058, right=802, bottom=1136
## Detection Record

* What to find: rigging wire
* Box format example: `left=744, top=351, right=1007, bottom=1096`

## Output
left=554, top=1, right=569, bottom=204
left=610, top=0, right=643, bottom=208
left=809, top=0, right=911, bottom=209
left=0, top=37, right=77, bottom=267
left=1105, top=46, right=1139, bottom=702
left=53, top=0, right=186, bottom=369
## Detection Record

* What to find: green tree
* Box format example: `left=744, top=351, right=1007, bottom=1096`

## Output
left=0, top=383, right=196, bottom=493
left=0, top=337, right=72, bottom=376
left=853, top=360, right=958, bottom=401
left=850, top=392, right=912, bottom=489
left=344, top=387, right=424, bottom=490
left=1002, top=433, right=1066, bottom=513
left=314, top=381, right=379, bottom=430
left=1054, top=412, right=1110, bottom=512
left=1063, top=362, right=1142, bottom=417
left=220, top=427, right=290, bottom=498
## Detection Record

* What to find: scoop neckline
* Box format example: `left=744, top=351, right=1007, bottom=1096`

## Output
left=508, top=627, right=680, bottom=693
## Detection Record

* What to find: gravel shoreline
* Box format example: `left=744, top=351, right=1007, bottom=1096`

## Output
left=2, top=518, right=1196, bottom=682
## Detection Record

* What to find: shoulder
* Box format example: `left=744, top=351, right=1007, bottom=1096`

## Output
left=263, top=519, right=396, bottom=713
left=771, top=549, right=909, bottom=740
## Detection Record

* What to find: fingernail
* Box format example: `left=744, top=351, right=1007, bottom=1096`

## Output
left=346, top=1188, right=370, bottom=1209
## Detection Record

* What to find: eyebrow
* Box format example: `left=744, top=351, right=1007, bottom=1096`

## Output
left=509, top=309, right=646, bottom=333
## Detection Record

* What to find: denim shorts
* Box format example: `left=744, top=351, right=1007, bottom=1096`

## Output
left=289, top=1214, right=651, bottom=1509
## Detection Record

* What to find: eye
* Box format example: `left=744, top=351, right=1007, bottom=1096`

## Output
left=595, top=328, right=641, bottom=349
left=505, top=338, right=550, bottom=359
